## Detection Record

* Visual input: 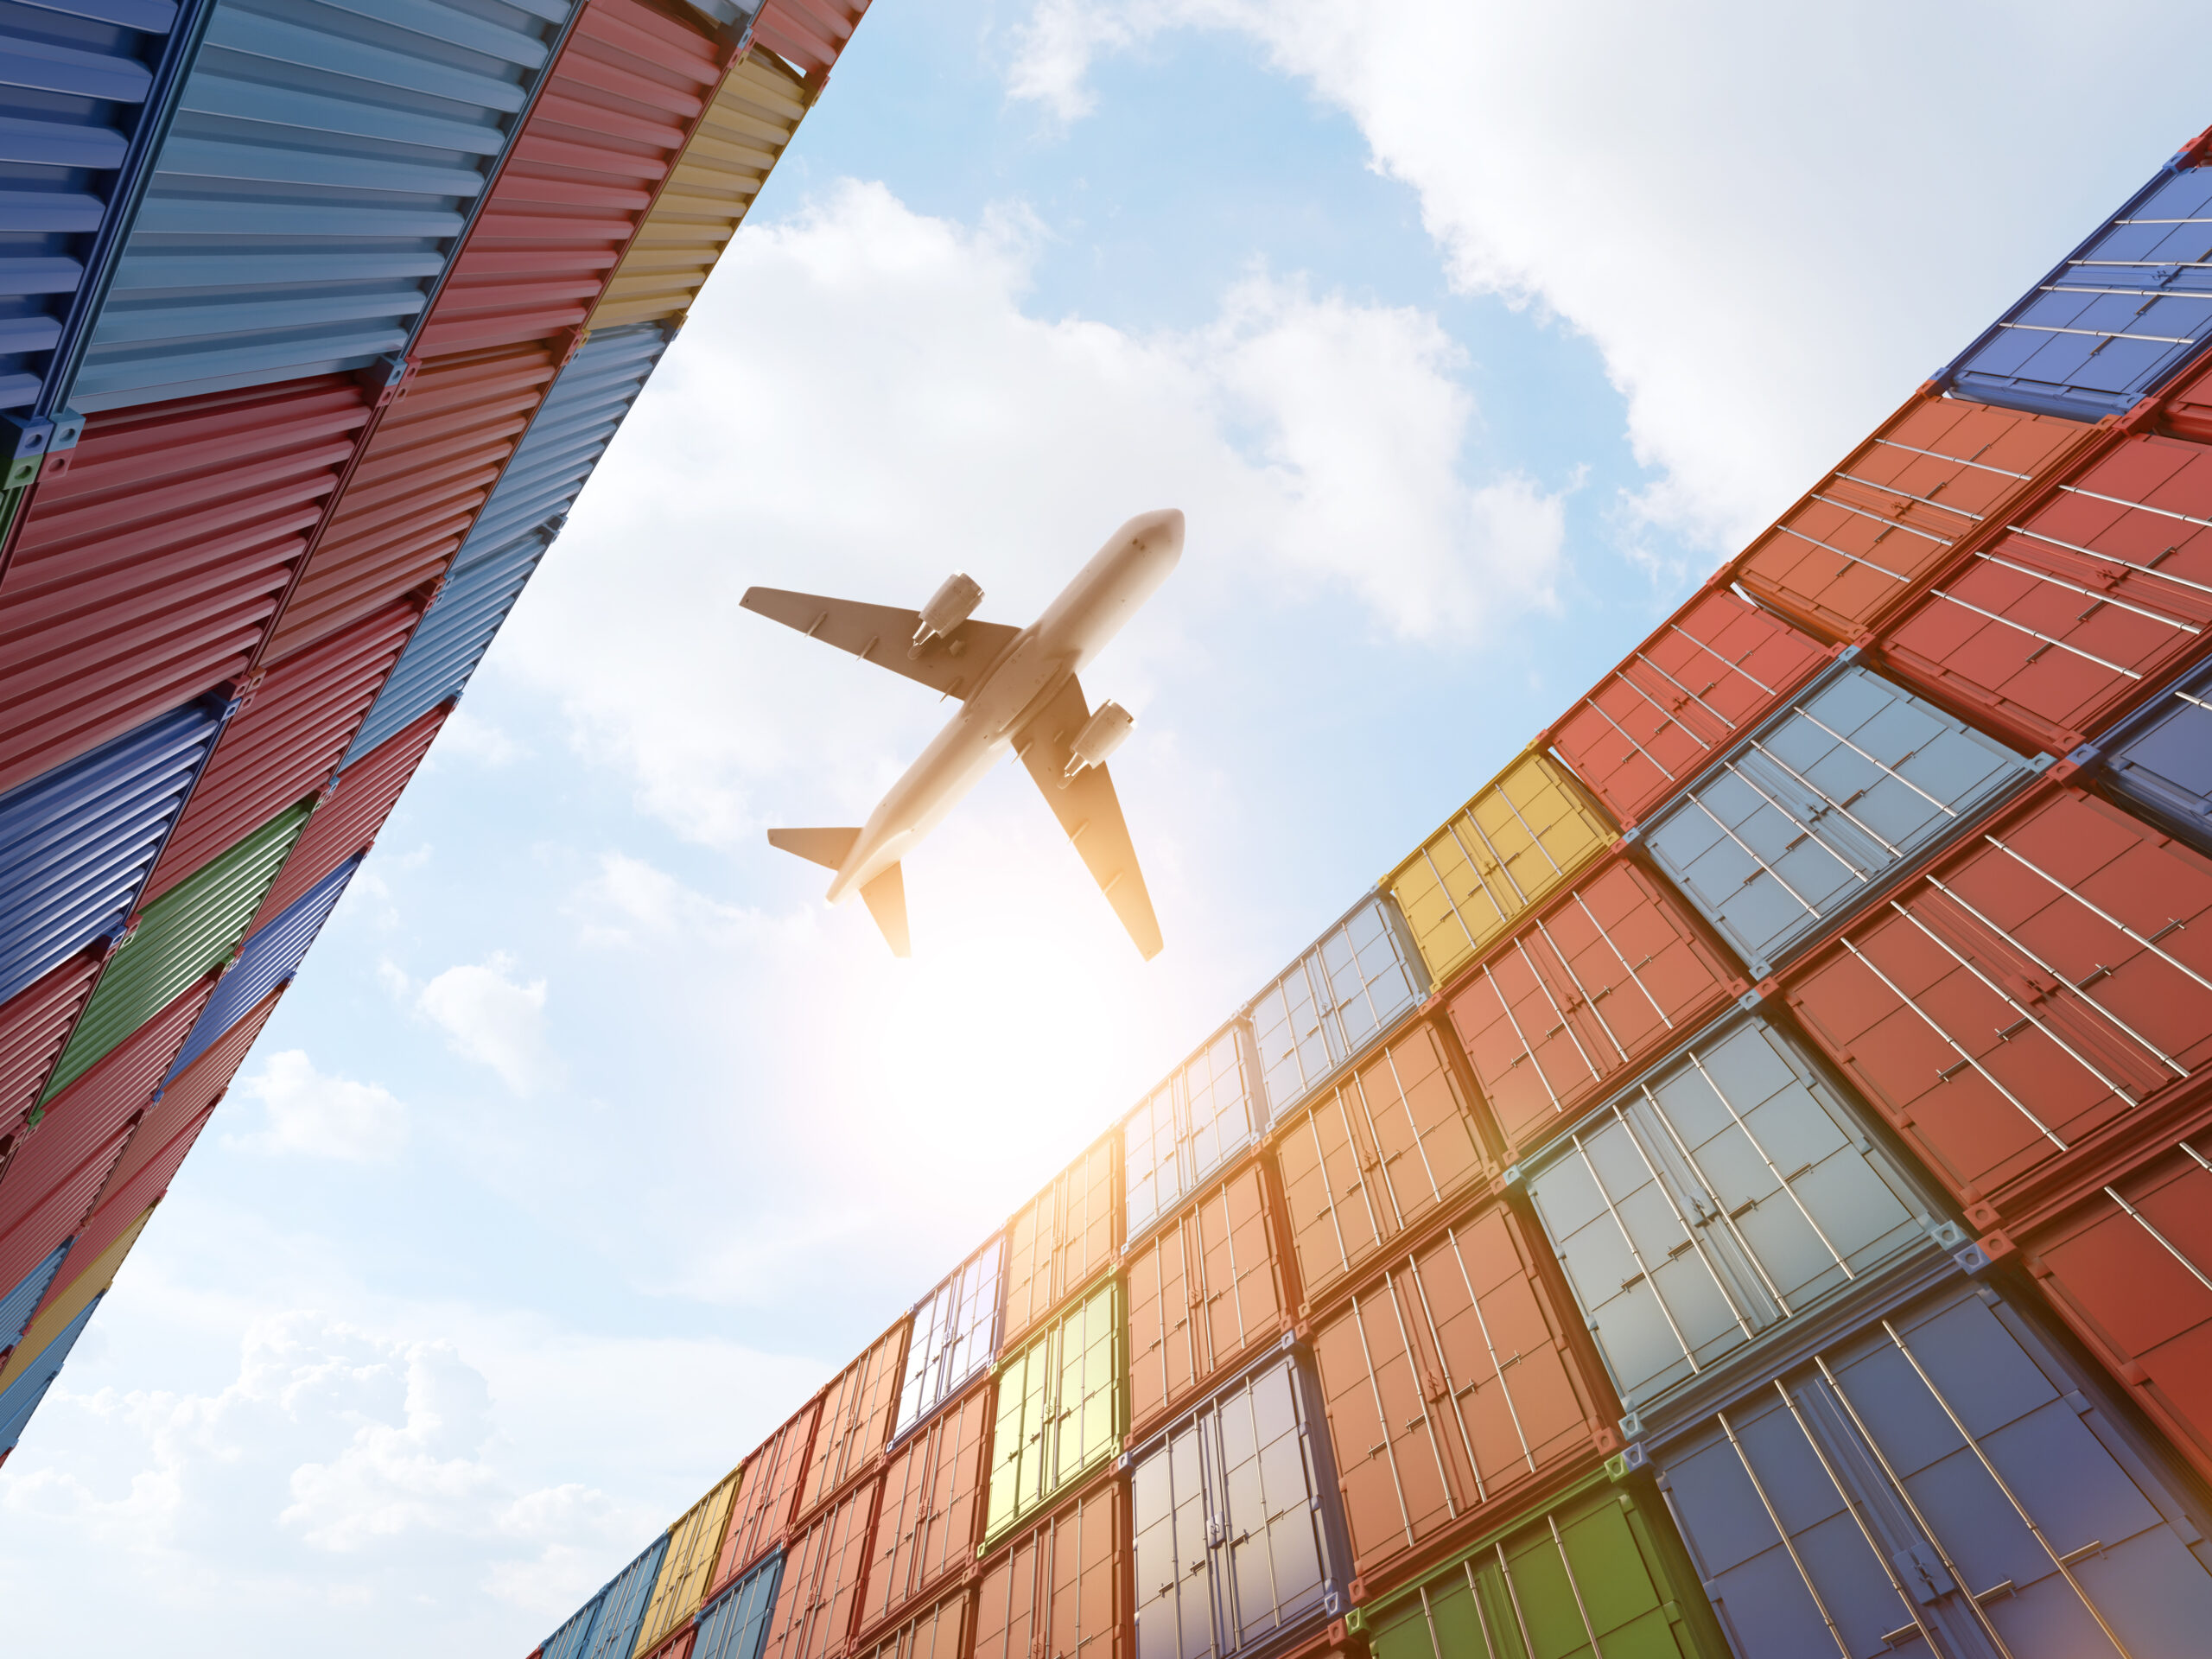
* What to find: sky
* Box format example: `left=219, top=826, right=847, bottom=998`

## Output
left=3, top=3, right=2209, bottom=1651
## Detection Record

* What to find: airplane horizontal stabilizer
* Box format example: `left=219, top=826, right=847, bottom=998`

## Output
left=861, top=861, right=910, bottom=957
left=1016, top=676, right=1163, bottom=960
left=740, top=587, right=1022, bottom=701
left=768, top=826, right=860, bottom=871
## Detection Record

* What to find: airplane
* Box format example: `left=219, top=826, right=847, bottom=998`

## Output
left=742, top=508, right=1184, bottom=960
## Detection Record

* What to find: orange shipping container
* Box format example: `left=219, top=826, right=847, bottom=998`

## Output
left=1002, top=1133, right=1119, bottom=1347
left=860, top=1379, right=990, bottom=1636
left=972, top=1479, right=1122, bottom=1659
left=799, top=1320, right=906, bottom=1517
left=711, top=1399, right=820, bottom=1597
left=758, top=1474, right=880, bottom=1659
left=855, top=1587, right=969, bottom=1659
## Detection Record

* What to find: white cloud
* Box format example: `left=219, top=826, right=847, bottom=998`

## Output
left=231, top=1052, right=409, bottom=1162
left=435, top=709, right=524, bottom=768
left=412, top=955, right=557, bottom=1096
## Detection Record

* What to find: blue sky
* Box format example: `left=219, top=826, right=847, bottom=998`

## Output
left=3, top=3, right=2209, bottom=1651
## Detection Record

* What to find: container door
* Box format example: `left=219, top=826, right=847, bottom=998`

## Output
left=1311, top=1274, right=1457, bottom=1573
left=1132, top=1413, right=1213, bottom=1659
left=541, top=1587, right=607, bottom=1659
left=2104, top=675, right=2212, bottom=851
left=909, top=1389, right=989, bottom=1602
left=1128, top=1211, right=1196, bottom=1427
left=580, top=1532, right=670, bottom=1659
left=1217, top=1357, right=1335, bottom=1654
left=1642, top=667, right=2035, bottom=973
left=720, top=1401, right=817, bottom=1588
left=695, top=1553, right=781, bottom=1659
left=1056, top=1281, right=1122, bottom=1490
left=1277, top=1082, right=1390, bottom=1296
left=985, top=1329, right=1052, bottom=1542
left=1250, top=954, right=1336, bottom=1116
left=1196, top=1167, right=1282, bottom=1390
left=1316, top=895, right=1425, bottom=1062
left=802, top=1322, right=904, bottom=1512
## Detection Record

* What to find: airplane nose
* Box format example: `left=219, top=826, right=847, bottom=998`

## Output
left=1128, top=507, right=1184, bottom=560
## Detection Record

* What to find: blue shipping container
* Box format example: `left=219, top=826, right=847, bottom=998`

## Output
left=0, top=697, right=222, bottom=1008
left=1243, top=890, right=1426, bottom=1121
left=66, top=0, right=582, bottom=412
left=1942, top=141, right=2212, bottom=422
left=540, top=1584, right=607, bottom=1659
left=2084, top=652, right=2212, bottom=857
left=159, top=852, right=358, bottom=1084
left=693, top=1550, right=783, bottom=1659
left=577, top=1530, right=670, bottom=1659
left=0, top=1289, right=100, bottom=1453
left=0, top=1240, right=71, bottom=1352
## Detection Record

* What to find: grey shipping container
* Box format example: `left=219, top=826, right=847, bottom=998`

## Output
left=1635, top=659, right=2041, bottom=976
left=2083, top=652, right=2212, bottom=859
left=894, top=1233, right=1000, bottom=1439
left=1125, top=1020, right=1262, bottom=1243
left=0, top=1290, right=100, bottom=1453
left=1942, top=142, right=2212, bottom=423
left=1244, top=891, right=1427, bottom=1121
left=67, top=0, right=581, bottom=411
left=0, top=697, right=222, bottom=1008
left=695, top=1550, right=783, bottom=1659
left=1517, top=1009, right=1970, bottom=1442
left=577, top=1530, right=670, bottom=1659
left=1130, top=1347, right=1346, bottom=1659
left=0, top=1240, right=70, bottom=1352
left=1648, top=1275, right=2212, bottom=1659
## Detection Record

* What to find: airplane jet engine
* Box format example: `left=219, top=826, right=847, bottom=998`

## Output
left=1063, top=700, right=1134, bottom=783
left=910, top=571, right=983, bottom=657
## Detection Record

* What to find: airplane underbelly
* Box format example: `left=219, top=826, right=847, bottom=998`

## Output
left=830, top=717, right=1006, bottom=899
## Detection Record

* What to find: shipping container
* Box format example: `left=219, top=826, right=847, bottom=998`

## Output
left=1634, top=661, right=2041, bottom=976
left=1348, top=1471, right=1729, bottom=1659
left=2088, top=652, right=2212, bottom=856
left=1246, top=893, right=1427, bottom=1123
left=67, top=0, right=582, bottom=411
left=1130, top=1348, right=1347, bottom=1659
left=863, top=1376, right=989, bottom=1637
left=1942, top=137, right=2212, bottom=423
left=1307, top=1194, right=1617, bottom=1587
left=799, top=1319, right=904, bottom=1516
left=1274, top=1021, right=1492, bottom=1312
left=0, top=954, right=104, bottom=1128
left=1126, top=1156, right=1289, bottom=1433
left=1781, top=783, right=2212, bottom=1235
left=0, top=1202, right=150, bottom=1396
left=1645, top=1275, right=2212, bottom=1659
left=0, top=1290, right=102, bottom=1454
left=266, top=343, right=560, bottom=664
left=758, top=1473, right=879, bottom=1659
left=1548, top=582, right=1835, bottom=829
left=711, top=1399, right=819, bottom=1596
left=253, top=702, right=445, bottom=926
left=0, top=376, right=377, bottom=796
left=1878, top=430, right=2212, bottom=754
left=59, top=1090, right=214, bottom=1286
left=1382, top=750, right=1616, bottom=992
left=634, top=1466, right=743, bottom=1659
left=585, top=49, right=810, bottom=332
left=160, top=855, right=355, bottom=1084
left=1125, top=1022, right=1262, bottom=1243
left=1731, top=390, right=2094, bottom=644
left=638, top=1629, right=695, bottom=1659
left=2012, top=1122, right=2212, bottom=1488
left=985, top=1276, right=1123, bottom=1546
left=39, top=797, right=306, bottom=1101
left=894, top=1236, right=999, bottom=1440
left=0, top=700, right=221, bottom=1007
left=748, top=0, right=869, bottom=83
left=1442, top=851, right=1745, bottom=1164
left=140, top=603, right=412, bottom=901
left=0, top=1242, right=70, bottom=1359
left=575, top=1534, right=673, bottom=1659
left=411, top=0, right=723, bottom=359
left=1003, top=1133, right=1118, bottom=1349
left=1518, top=1010, right=1962, bottom=1441
left=854, top=1588, right=968, bottom=1659
left=105, top=984, right=278, bottom=1202
left=973, top=1478, right=1122, bottom=1659
left=545, top=1592, right=607, bottom=1659
left=693, top=1550, right=782, bottom=1659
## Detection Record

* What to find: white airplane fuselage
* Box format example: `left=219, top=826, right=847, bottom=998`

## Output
left=822, top=509, right=1183, bottom=906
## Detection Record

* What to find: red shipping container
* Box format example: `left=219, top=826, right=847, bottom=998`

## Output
left=413, top=0, right=724, bottom=359
left=264, top=345, right=562, bottom=665
left=2158, top=349, right=2212, bottom=446
left=1878, top=430, right=2212, bottom=753
left=759, top=1473, right=880, bottom=1659
left=1547, top=582, right=1833, bottom=826
left=248, top=704, right=449, bottom=930
left=0, top=1114, right=132, bottom=1301
left=799, top=1319, right=906, bottom=1516
left=0, top=955, right=102, bottom=1128
left=855, top=1587, right=969, bottom=1659
left=105, top=987, right=281, bottom=1200
left=639, top=1628, right=696, bottom=1659
left=1443, top=852, right=1745, bottom=1162
left=1274, top=1021, right=1492, bottom=1312
left=1125, top=1156, right=1291, bottom=1433
left=2013, top=1114, right=2212, bottom=1485
left=0, top=972, right=212, bottom=1158
left=860, top=1377, right=990, bottom=1635
left=711, top=1397, right=822, bottom=1595
left=139, top=603, right=416, bottom=904
left=52, top=1103, right=215, bottom=1300
left=1731, top=389, right=2096, bottom=644
left=1308, top=1198, right=1618, bottom=1589
left=1782, top=782, right=2212, bottom=1232
left=972, top=1478, right=1123, bottom=1659
left=752, top=0, right=873, bottom=82
left=1003, top=1133, right=1118, bottom=1346
left=0, top=378, right=376, bottom=795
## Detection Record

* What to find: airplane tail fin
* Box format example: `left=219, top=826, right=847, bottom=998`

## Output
left=767, top=826, right=860, bottom=871
left=860, top=862, right=910, bottom=957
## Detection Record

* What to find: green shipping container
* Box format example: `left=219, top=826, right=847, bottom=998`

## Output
left=1351, top=1473, right=1729, bottom=1659
left=983, top=1275, right=1123, bottom=1546
left=41, top=804, right=313, bottom=1102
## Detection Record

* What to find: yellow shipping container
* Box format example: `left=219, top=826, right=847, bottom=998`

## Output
left=632, top=1463, right=744, bottom=1656
left=0, top=1205, right=155, bottom=1394
left=587, top=50, right=814, bottom=333
left=1382, top=746, right=1617, bottom=988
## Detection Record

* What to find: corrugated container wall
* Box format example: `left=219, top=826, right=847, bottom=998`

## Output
left=865, top=1377, right=990, bottom=1635
left=1123, top=1023, right=1261, bottom=1243
left=577, top=1533, right=672, bottom=1659
left=759, top=1475, right=878, bottom=1659
left=1244, top=893, right=1425, bottom=1122
left=0, top=1200, right=152, bottom=1391
left=713, top=1399, right=819, bottom=1595
left=894, top=1236, right=999, bottom=1438
left=1002, top=1132, right=1117, bottom=1348
left=632, top=1466, right=741, bottom=1659
left=251, top=702, right=448, bottom=926
left=0, top=954, right=104, bottom=1128
left=162, top=853, right=356, bottom=1082
left=972, top=1482, right=1122, bottom=1659
left=0, top=1243, right=72, bottom=1357
left=693, top=1550, right=781, bottom=1659
left=985, top=1277, right=1122, bottom=1545
left=0, top=1290, right=102, bottom=1453
left=801, top=1319, right=905, bottom=1516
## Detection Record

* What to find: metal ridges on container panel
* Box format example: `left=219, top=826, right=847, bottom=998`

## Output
left=863, top=1375, right=990, bottom=1639
left=0, top=955, right=103, bottom=1133
left=632, top=1464, right=742, bottom=1659
left=0, top=1288, right=104, bottom=1455
left=709, top=1395, right=819, bottom=1598
left=894, top=1234, right=1001, bottom=1440
left=103, top=983, right=279, bottom=1211
left=1941, top=134, right=2212, bottom=423
left=0, top=1046, right=148, bottom=1315
left=0, top=1241, right=71, bottom=1359
left=576, top=1530, right=671, bottom=1659
left=983, top=1275, right=1122, bottom=1548
left=1122, top=1019, right=1263, bottom=1245
left=748, top=0, right=869, bottom=84
left=2083, top=650, right=2212, bottom=855
left=853, top=1585, right=968, bottom=1659
left=690, top=1548, right=782, bottom=1659
left=38, top=797, right=308, bottom=1102
left=0, top=699, right=224, bottom=1009
left=161, top=855, right=356, bottom=1084
left=0, top=1197, right=151, bottom=1396
left=1637, top=1273, right=2212, bottom=1659
left=757, top=1469, right=880, bottom=1659
left=1001, top=1131, right=1117, bottom=1351
left=585, top=47, right=811, bottom=332
left=410, top=0, right=726, bottom=359
left=1243, top=889, right=1427, bottom=1128
left=972, top=1476, right=1122, bottom=1659
left=261, top=703, right=448, bottom=925
left=798, top=1317, right=906, bottom=1520
left=0, top=376, right=378, bottom=796
left=64, top=0, right=583, bottom=412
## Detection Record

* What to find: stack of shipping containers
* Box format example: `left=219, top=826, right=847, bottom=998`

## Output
left=521, top=124, right=2212, bottom=1659
left=0, top=0, right=863, bottom=1459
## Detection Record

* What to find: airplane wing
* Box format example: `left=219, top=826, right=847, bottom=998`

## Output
left=1014, top=676, right=1163, bottom=960
left=740, top=588, right=1022, bottom=700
